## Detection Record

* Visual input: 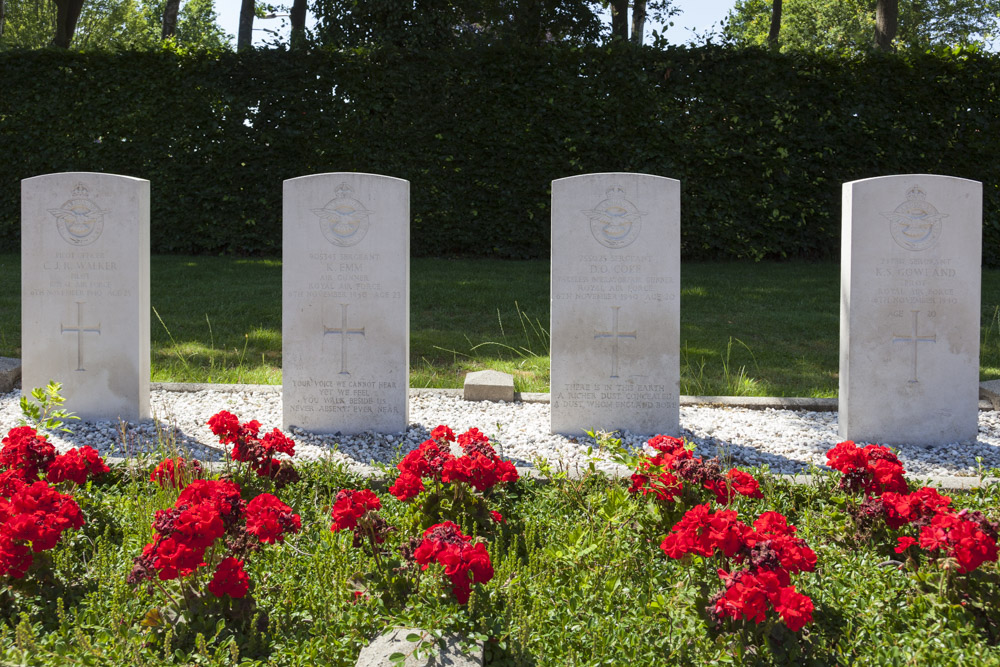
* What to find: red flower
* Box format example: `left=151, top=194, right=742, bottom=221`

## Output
left=412, top=522, right=493, bottom=604
left=46, top=447, right=109, bottom=486
left=430, top=425, right=456, bottom=443
left=176, top=479, right=243, bottom=519
left=661, top=504, right=719, bottom=559
left=773, top=586, right=814, bottom=632
left=881, top=487, right=952, bottom=529
left=7, top=481, right=84, bottom=551
left=895, top=536, right=917, bottom=553
left=0, top=533, right=33, bottom=578
left=0, top=426, right=55, bottom=479
left=0, top=469, right=30, bottom=498
left=457, top=428, right=496, bottom=457
left=388, top=471, right=425, bottom=501
left=330, top=489, right=381, bottom=533
left=171, top=503, right=226, bottom=549
left=149, top=457, right=202, bottom=489
left=826, top=441, right=907, bottom=495
left=490, top=511, right=504, bottom=523
left=208, top=557, right=249, bottom=598
left=246, top=493, right=300, bottom=544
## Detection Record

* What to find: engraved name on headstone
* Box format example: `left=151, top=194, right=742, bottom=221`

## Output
left=21, top=173, right=150, bottom=421
left=550, top=173, right=680, bottom=436
left=282, top=173, right=409, bottom=434
left=840, top=175, right=982, bottom=445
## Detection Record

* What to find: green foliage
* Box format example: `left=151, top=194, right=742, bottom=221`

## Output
left=725, top=0, right=1000, bottom=53
left=311, top=0, right=605, bottom=49
left=17, top=381, right=79, bottom=433
left=0, top=0, right=229, bottom=51
left=2, top=45, right=1000, bottom=264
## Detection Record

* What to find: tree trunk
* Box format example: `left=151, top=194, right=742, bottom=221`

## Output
left=874, top=0, right=897, bottom=50
left=767, top=0, right=782, bottom=49
left=50, top=0, right=84, bottom=48
left=161, top=0, right=180, bottom=39
left=290, top=0, right=307, bottom=49
left=630, top=0, right=646, bottom=44
left=237, top=0, right=255, bottom=50
left=610, top=0, right=628, bottom=41
left=1, top=0, right=6, bottom=39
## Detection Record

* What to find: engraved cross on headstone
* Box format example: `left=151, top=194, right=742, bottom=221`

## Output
left=324, top=303, right=365, bottom=375
left=892, top=309, right=936, bottom=383
left=61, top=301, right=101, bottom=371
left=594, top=305, right=637, bottom=379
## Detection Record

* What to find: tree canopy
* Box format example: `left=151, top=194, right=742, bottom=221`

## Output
left=0, top=0, right=229, bottom=50
left=724, top=0, right=1000, bottom=52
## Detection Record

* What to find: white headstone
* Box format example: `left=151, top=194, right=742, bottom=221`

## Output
left=840, top=174, right=982, bottom=445
left=550, top=173, right=680, bottom=436
left=282, top=173, right=409, bottom=434
left=21, top=172, right=150, bottom=421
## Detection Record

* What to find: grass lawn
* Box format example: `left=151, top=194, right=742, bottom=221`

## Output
left=2, top=254, right=1000, bottom=397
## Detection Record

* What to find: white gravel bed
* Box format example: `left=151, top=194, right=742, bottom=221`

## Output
left=1, top=388, right=999, bottom=479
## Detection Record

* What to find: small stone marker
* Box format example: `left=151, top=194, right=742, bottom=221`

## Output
left=840, top=174, right=982, bottom=445
left=550, top=173, right=680, bottom=436
left=355, top=628, right=483, bottom=667
left=0, top=357, right=21, bottom=394
left=979, top=380, right=1000, bottom=411
left=282, top=173, right=409, bottom=434
left=21, top=173, right=150, bottom=422
left=463, top=369, right=515, bottom=402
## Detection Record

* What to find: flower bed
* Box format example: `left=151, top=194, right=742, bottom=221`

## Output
left=0, top=399, right=997, bottom=665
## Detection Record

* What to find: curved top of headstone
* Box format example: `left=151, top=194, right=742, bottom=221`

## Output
left=23, top=171, right=148, bottom=185
left=284, top=172, right=409, bottom=187
left=845, top=173, right=981, bottom=188
left=553, top=172, right=680, bottom=186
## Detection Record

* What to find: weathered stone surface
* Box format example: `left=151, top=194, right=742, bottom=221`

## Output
left=282, top=173, right=409, bottom=434
left=21, top=172, right=150, bottom=421
left=550, top=173, right=680, bottom=436
left=0, top=357, right=21, bottom=394
left=463, top=369, right=515, bottom=402
left=979, top=380, right=1000, bottom=410
left=355, top=628, right=483, bottom=667
left=840, top=174, right=981, bottom=445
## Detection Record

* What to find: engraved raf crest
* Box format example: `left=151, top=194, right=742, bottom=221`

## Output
left=584, top=185, right=643, bottom=249
left=312, top=183, right=372, bottom=247
left=881, top=186, right=948, bottom=252
left=48, top=183, right=107, bottom=246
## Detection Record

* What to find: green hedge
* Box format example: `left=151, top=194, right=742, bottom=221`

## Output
left=1, top=45, right=998, bottom=262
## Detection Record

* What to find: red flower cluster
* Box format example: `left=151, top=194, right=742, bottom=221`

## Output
left=208, top=556, right=250, bottom=598
left=149, top=457, right=203, bottom=489
left=129, top=475, right=301, bottom=598
left=880, top=486, right=952, bottom=530
left=825, top=440, right=907, bottom=495
left=0, top=481, right=84, bottom=578
left=207, top=411, right=299, bottom=483
left=713, top=568, right=814, bottom=632
left=246, top=493, right=301, bottom=545
left=628, top=435, right=763, bottom=505
left=661, top=504, right=816, bottom=632
left=913, top=511, right=1000, bottom=573
left=47, top=447, right=109, bottom=486
left=0, top=426, right=106, bottom=579
left=330, top=489, right=390, bottom=548
left=825, top=443, right=999, bottom=574
left=411, top=521, right=494, bottom=604
left=0, top=426, right=108, bottom=487
left=388, top=425, right=518, bottom=501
